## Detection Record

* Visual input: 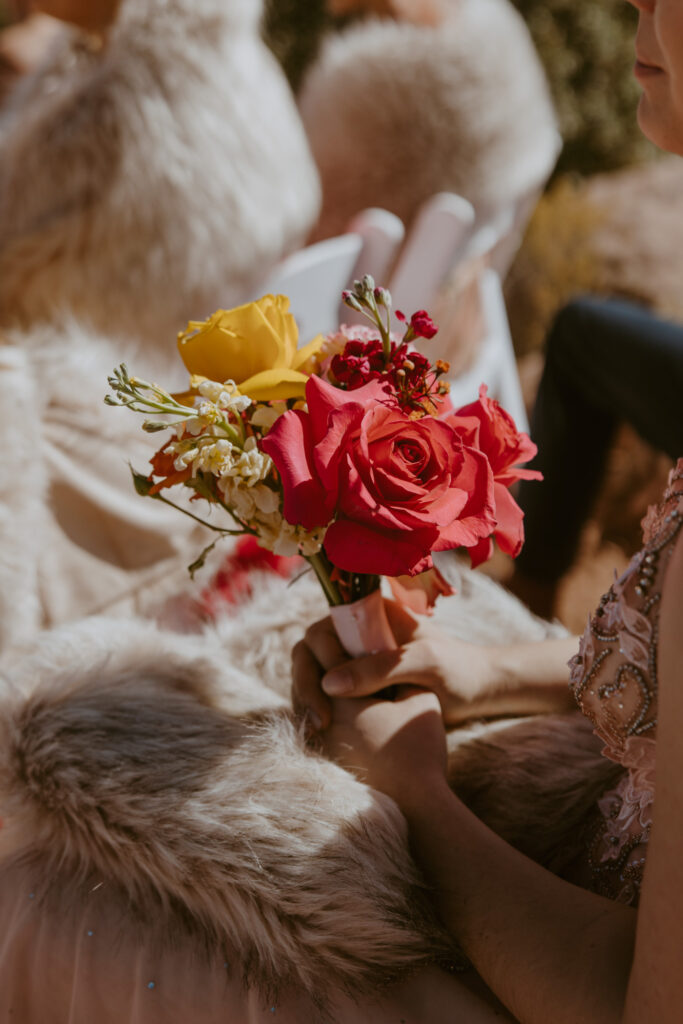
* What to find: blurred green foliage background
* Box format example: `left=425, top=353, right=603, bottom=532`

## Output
left=510, top=0, right=653, bottom=176
left=263, top=0, right=333, bottom=93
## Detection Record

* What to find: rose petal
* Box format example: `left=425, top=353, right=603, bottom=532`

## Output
left=261, top=410, right=333, bottom=528
left=490, top=482, right=525, bottom=558
left=291, top=333, right=326, bottom=372
left=388, top=568, right=455, bottom=615
left=306, top=375, right=395, bottom=441
left=466, top=537, right=494, bottom=569
left=324, top=518, right=437, bottom=576
left=239, top=367, right=310, bottom=401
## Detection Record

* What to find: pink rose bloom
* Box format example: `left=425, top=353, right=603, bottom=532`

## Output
left=447, top=384, right=542, bottom=565
left=261, top=376, right=496, bottom=577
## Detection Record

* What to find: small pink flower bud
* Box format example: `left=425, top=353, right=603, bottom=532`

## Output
left=409, top=310, right=438, bottom=339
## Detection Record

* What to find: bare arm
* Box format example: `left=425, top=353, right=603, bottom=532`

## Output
left=321, top=690, right=636, bottom=1024
left=403, top=776, right=635, bottom=1024
left=293, top=599, right=578, bottom=729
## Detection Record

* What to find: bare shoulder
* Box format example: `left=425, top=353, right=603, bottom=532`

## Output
left=623, top=527, right=683, bottom=1023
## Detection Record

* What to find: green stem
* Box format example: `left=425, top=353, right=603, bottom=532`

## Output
left=111, top=374, right=244, bottom=447
left=306, top=552, right=344, bottom=607
left=128, top=393, right=194, bottom=416
left=379, top=320, right=391, bottom=363
left=366, top=294, right=392, bottom=362
left=350, top=572, right=381, bottom=602
left=150, top=490, right=243, bottom=535
left=353, top=305, right=384, bottom=331
left=213, top=418, right=243, bottom=445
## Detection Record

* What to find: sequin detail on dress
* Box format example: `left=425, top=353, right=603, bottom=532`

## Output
left=568, top=459, right=683, bottom=905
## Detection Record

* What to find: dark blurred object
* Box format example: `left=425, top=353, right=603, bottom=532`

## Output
left=0, top=0, right=14, bottom=96
left=510, top=297, right=683, bottom=618
left=263, top=0, right=337, bottom=92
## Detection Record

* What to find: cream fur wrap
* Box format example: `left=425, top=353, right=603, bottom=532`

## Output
left=0, top=565, right=621, bottom=1013
left=300, top=0, right=560, bottom=241
left=0, top=0, right=320, bottom=351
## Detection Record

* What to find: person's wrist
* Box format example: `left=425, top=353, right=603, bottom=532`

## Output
left=465, top=644, right=517, bottom=717
left=439, top=640, right=498, bottom=723
left=393, top=771, right=453, bottom=823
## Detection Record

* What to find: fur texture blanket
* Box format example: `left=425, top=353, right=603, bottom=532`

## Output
left=0, top=563, right=621, bottom=1011
left=0, top=0, right=320, bottom=350
left=299, top=0, right=560, bottom=241
left=0, top=320, right=217, bottom=651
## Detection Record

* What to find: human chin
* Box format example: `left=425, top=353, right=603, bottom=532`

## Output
left=637, top=92, right=683, bottom=155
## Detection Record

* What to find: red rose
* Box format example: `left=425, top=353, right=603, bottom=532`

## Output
left=447, top=385, right=542, bottom=563
left=261, top=376, right=496, bottom=577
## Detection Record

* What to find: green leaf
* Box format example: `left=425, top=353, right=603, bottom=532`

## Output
left=188, top=538, right=220, bottom=579
left=130, top=467, right=154, bottom=496
left=142, top=420, right=173, bottom=433
left=187, top=472, right=218, bottom=502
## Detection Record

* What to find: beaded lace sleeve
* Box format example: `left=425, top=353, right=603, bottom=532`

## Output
left=567, top=459, right=683, bottom=903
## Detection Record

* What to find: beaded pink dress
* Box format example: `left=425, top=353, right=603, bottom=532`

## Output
left=568, top=459, right=683, bottom=905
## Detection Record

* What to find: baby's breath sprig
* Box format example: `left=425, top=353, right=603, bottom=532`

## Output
left=106, top=364, right=191, bottom=423
left=105, top=363, right=242, bottom=445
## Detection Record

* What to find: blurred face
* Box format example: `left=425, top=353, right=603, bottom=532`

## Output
left=9, top=0, right=122, bottom=31
left=629, top=0, right=683, bottom=154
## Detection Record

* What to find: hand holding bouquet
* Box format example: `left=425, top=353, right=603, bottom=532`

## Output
left=106, top=277, right=540, bottom=636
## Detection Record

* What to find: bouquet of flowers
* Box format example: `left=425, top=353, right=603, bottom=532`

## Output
left=106, top=276, right=540, bottom=651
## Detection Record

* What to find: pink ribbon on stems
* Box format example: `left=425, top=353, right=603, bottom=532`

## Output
left=329, top=588, right=397, bottom=658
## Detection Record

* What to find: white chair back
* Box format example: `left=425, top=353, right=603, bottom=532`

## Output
left=341, top=193, right=475, bottom=332
left=344, top=207, right=405, bottom=296
left=255, top=233, right=363, bottom=340
left=446, top=268, right=529, bottom=431
left=386, top=192, right=475, bottom=323
left=254, top=191, right=530, bottom=432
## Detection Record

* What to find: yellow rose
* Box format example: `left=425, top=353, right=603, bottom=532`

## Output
left=177, top=295, right=324, bottom=402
